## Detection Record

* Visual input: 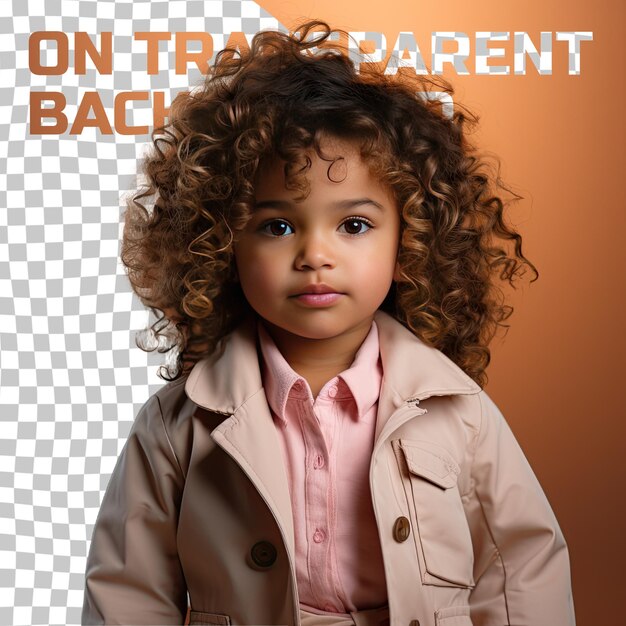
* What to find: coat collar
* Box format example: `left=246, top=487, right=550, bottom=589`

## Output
left=185, top=310, right=481, bottom=414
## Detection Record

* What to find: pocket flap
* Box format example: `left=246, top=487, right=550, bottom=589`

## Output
left=400, top=441, right=460, bottom=489
left=189, top=610, right=232, bottom=625
left=435, top=604, right=472, bottom=625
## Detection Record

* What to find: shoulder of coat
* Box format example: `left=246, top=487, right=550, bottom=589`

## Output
left=154, top=374, right=233, bottom=426
left=146, top=375, right=198, bottom=478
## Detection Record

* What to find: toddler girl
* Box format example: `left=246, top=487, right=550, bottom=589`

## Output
left=82, top=19, right=575, bottom=626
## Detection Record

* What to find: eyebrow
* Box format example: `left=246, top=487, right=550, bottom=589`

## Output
left=253, top=198, right=385, bottom=212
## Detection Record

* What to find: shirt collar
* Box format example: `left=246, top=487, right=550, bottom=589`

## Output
left=257, top=319, right=382, bottom=427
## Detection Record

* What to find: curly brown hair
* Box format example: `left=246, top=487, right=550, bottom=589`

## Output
left=121, top=19, right=538, bottom=387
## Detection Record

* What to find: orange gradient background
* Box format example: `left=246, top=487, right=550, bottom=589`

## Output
left=257, top=0, right=625, bottom=623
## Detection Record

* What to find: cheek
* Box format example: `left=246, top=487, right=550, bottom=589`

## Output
left=343, top=257, right=393, bottom=310
left=361, top=260, right=396, bottom=295
left=235, top=245, right=284, bottom=297
left=353, top=236, right=399, bottom=290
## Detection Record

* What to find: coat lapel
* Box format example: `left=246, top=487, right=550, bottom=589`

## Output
left=374, top=309, right=482, bottom=403
left=184, top=314, right=263, bottom=416
left=184, top=314, right=296, bottom=559
left=373, top=310, right=482, bottom=443
left=209, top=391, right=296, bottom=562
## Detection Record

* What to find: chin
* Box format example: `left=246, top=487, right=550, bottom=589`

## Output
left=285, top=318, right=364, bottom=341
left=293, top=327, right=345, bottom=340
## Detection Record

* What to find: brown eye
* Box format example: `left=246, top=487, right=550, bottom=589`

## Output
left=340, top=218, right=371, bottom=235
left=261, top=220, right=293, bottom=237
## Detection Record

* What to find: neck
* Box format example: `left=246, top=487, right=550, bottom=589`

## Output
left=260, top=316, right=374, bottom=396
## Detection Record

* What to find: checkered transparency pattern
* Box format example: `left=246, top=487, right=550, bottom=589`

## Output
left=0, top=1, right=282, bottom=624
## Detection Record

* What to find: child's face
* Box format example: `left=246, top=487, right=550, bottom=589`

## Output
left=233, top=136, right=400, bottom=342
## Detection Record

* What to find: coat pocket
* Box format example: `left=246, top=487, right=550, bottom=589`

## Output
left=392, top=439, right=475, bottom=588
left=189, top=610, right=232, bottom=625
left=435, top=604, right=473, bottom=625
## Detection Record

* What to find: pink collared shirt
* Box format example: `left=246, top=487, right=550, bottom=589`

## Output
left=257, top=320, right=388, bottom=616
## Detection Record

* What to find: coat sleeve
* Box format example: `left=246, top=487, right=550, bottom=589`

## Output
left=82, top=394, right=188, bottom=625
left=466, top=390, right=576, bottom=625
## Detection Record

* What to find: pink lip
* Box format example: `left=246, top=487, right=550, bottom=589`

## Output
left=295, top=283, right=337, bottom=294
left=291, top=283, right=344, bottom=307
left=295, top=292, right=343, bottom=307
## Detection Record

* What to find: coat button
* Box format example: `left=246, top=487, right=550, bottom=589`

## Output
left=250, top=540, right=277, bottom=568
left=393, top=516, right=411, bottom=542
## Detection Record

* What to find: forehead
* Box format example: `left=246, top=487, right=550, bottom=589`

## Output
left=254, top=137, right=388, bottom=200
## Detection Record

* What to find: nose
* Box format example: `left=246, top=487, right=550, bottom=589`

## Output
left=294, top=230, right=336, bottom=271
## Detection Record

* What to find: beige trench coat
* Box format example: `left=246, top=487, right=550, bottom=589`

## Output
left=82, top=310, right=576, bottom=626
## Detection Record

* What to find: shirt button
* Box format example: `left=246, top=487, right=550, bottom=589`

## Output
left=328, top=385, right=338, bottom=398
left=313, top=528, right=326, bottom=543
left=313, top=453, right=325, bottom=469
